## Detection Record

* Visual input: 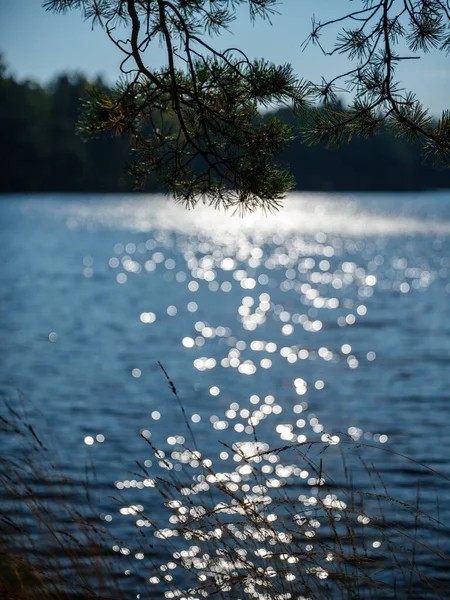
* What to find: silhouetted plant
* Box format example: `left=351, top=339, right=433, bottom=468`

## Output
left=2, top=379, right=449, bottom=599
left=42, top=1, right=450, bottom=210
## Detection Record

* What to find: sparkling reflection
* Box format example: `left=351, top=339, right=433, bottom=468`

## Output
left=9, top=193, right=450, bottom=599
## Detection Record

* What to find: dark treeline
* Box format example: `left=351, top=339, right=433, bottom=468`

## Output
left=2, top=62, right=450, bottom=194
left=0, top=63, right=140, bottom=194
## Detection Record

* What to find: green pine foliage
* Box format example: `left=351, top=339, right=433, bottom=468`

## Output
left=303, top=0, right=450, bottom=167
left=29, top=1, right=450, bottom=207
left=44, top=0, right=310, bottom=212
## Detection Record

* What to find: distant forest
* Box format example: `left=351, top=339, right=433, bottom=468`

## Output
left=2, top=61, right=450, bottom=194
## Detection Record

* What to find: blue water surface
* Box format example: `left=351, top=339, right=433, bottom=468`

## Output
left=1, top=191, right=450, bottom=597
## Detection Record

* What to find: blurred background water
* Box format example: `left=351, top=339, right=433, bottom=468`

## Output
left=1, top=191, right=450, bottom=595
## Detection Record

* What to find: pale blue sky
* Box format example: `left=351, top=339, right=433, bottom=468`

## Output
left=1, top=0, right=450, bottom=115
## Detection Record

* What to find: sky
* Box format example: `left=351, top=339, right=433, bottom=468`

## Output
left=1, top=0, right=450, bottom=115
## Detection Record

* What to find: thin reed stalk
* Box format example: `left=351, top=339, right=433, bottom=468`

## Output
left=1, top=377, right=449, bottom=600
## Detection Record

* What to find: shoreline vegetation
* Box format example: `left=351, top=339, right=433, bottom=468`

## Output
left=1, top=381, right=450, bottom=600
left=2, top=61, right=450, bottom=197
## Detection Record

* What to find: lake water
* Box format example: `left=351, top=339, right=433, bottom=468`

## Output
left=1, top=192, right=450, bottom=598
